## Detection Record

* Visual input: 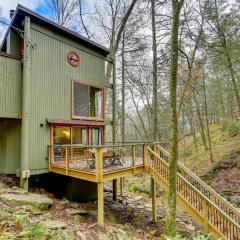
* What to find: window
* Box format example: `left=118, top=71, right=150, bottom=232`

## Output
left=53, top=126, right=71, bottom=145
left=52, top=126, right=104, bottom=146
left=72, top=127, right=87, bottom=145
left=53, top=126, right=87, bottom=145
left=91, top=128, right=102, bottom=146
left=73, top=81, right=103, bottom=119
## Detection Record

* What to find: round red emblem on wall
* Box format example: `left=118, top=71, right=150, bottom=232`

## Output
left=67, top=51, right=80, bottom=67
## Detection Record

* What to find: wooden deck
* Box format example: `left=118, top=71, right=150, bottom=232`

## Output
left=48, top=144, right=147, bottom=182
left=47, top=143, right=240, bottom=239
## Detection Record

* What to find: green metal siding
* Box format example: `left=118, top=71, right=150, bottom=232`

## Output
left=0, top=55, right=22, bottom=117
left=0, top=121, right=7, bottom=173
left=9, top=30, right=20, bottom=55
left=0, top=120, right=21, bottom=174
left=28, top=22, right=106, bottom=173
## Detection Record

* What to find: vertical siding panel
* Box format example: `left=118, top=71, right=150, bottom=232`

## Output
left=0, top=55, right=22, bottom=114
left=0, top=56, right=22, bottom=174
left=28, top=26, right=106, bottom=173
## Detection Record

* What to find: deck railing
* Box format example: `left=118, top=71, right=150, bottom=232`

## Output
left=48, top=143, right=154, bottom=175
left=148, top=144, right=240, bottom=240
left=155, top=144, right=240, bottom=226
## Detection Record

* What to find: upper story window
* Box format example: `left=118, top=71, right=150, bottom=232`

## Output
left=72, top=81, right=104, bottom=120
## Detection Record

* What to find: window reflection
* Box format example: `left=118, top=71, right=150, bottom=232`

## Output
left=72, top=127, right=87, bottom=145
left=53, top=127, right=70, bottom=145
left=73, top=82, right=103, bottom=119
left=91, top=128, right=102, bottom=146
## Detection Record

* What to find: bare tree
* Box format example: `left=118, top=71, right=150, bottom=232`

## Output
left=47, top=0, right=78, bottom=26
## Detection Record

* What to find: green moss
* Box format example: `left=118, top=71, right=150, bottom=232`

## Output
left=17, top=223, right=49, bottom=239
left=106, top=211, right=117, bottom=224
left=221, top=120, right=240, bottom=135
left=128, top=183, right=138, bottom=193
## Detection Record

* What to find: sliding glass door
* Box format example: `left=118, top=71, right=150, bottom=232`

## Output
left=90, top=128, right=102, bottom=146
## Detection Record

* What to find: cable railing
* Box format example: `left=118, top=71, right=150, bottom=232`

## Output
left=148, top=145, right=240, bottom=240
left=48, top=143, right=151, bottom=175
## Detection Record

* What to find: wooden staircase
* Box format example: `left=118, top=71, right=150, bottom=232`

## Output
left=146, top=144, right=240, bottom=240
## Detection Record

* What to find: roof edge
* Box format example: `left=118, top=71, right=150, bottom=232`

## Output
left=1, top=4, right=110, bottom=56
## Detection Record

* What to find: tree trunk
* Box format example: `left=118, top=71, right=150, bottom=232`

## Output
left=121, top=33, right=125, bottom=144
left=151, top=0, right=158, bottom=142
left=202, top=65, right=214, bottom=163
left=165, top=0, right=184, bottom=236
left=225, top=51, right=240, bottom=116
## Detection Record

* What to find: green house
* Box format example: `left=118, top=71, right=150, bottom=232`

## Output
left=0, top=4, right=112, bottom=187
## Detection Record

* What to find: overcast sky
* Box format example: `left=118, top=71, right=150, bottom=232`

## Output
left=0, top=0, right=51, bottom=40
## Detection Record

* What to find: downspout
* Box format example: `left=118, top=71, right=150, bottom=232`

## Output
left=112, top=52, right=118, bottom=201
left=20, top=16, right=31, bottom=190
left=112, top=53, right=116, bottom=145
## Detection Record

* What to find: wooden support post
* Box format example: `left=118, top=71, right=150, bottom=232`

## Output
left=151, top=178, right=157, bottom=223
left=132, top=145, right=136, bottom=173
left=143, top=144, right=149, bottom=169
left=20, top=16, right=31, bottom=190
left=202, top=199, right=209, bottom=233
left=96, top=147, right=104, bottom=226
left=98, top=182, right=104, bottom=227
left=120, top=178, right=123, bottom=196
left=48, top=146, right=51, bottom=171
left=65, top=147, right=69, bottom=175
left=96, top=148, right=103, bottom=182
left=113, top=179, right=118, bottom=201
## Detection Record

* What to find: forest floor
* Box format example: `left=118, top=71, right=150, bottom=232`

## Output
left=179, top=119, right=240, bottom=208
left=0, top=173, right=203, bottom=240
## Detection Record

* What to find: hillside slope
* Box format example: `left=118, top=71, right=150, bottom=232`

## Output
left=179, top=120, right=240, bottom=206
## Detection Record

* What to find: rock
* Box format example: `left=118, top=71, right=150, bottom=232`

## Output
left=126, top=198, right=134, bottom=202
left=144, top=204, right=152, bottom=209
left=136, top=205, right=144, bottom=209
left=230, top=196, right=240, bottom=207
left=65, top=208, right=88, bottom=215
left=43, top=220, right=66, bottom=230
left=58, top=198, right=70, bottom=205
left=134, top=196, right=143, bottom=201
left=185, top=224, right=195, bottom=231
left=128, top=203, right=135, bottom=208
left=76, top=231, right=87, bottom=240
left=0, top=193, right=53, bottom=210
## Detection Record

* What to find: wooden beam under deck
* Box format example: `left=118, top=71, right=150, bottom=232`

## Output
left=49, top=165, right=145, bottom=183
left=50, top=166, right=97, bottom=182
left=103, top=166, right=144, bottom=182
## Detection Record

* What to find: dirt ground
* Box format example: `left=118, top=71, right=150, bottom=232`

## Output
left=0, top=174, right=203, bottom=240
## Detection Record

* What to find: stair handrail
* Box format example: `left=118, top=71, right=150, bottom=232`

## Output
left=155, top=144, right=240, bottom=220
left=147, top=147, right=240, bottom=232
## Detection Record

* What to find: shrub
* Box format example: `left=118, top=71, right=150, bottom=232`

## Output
left=221, top=120, right=239, bottom=135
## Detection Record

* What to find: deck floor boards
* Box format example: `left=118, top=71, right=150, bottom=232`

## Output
left=51, top=156, right=144, bottom=174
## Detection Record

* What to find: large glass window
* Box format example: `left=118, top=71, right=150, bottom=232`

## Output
left=72, top=127, right=87, bottom=145
left=73, top=81, right=103, bottom=119
left=52, top=126, right=104, bottom=146
left=53, top=127, right=71, bottom=161
left=53, top=127, right=71, bottom=145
